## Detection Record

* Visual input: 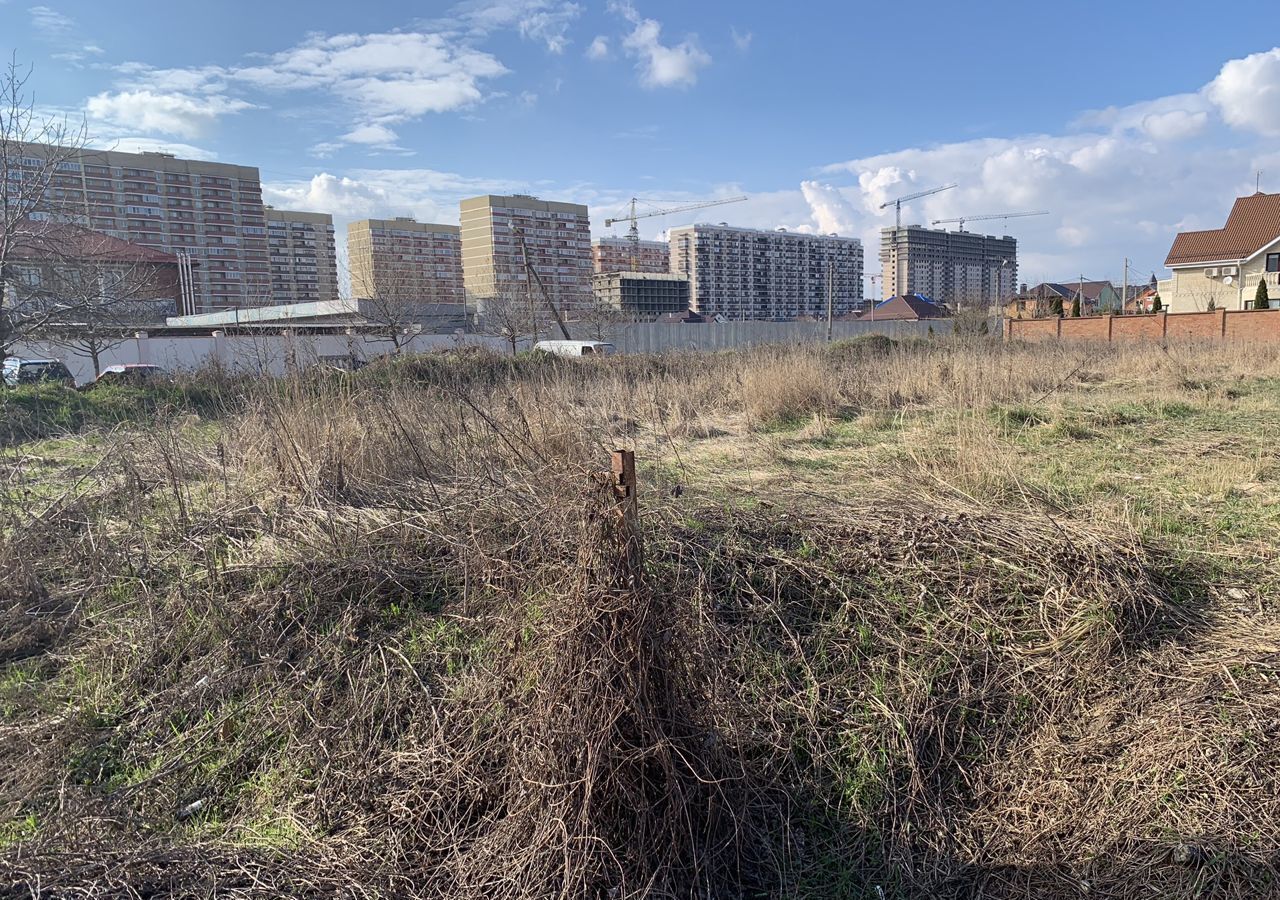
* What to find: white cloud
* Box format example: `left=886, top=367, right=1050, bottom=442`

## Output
left=730, top=26, right=752, bottom=52
left=88, top=136, right=219, bottom=160
left=101, top=31, right=510, bottom=149
left=233, top=32, right=509, bottom=117
left=341, top=123, right=400, bottom=145
left=586, top=35, right=610, bottom=60
left=29, top=5, right=73, bottom=34
left=1206, top=47, right=1280, bottom=137
left=85, top=89, right=253, bottom=139
left=610, top=1, right=710, bottom=89
left=1141, top=109, right=1209, bottom=142
left=450, top=0, right=583, bottom=53
left=263, top=168, right=526, bottom=224
left=800, top=180, right=857, bottom=235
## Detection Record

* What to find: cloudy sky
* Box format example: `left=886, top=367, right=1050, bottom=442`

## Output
left=6, top=0, right=1280, bottom=290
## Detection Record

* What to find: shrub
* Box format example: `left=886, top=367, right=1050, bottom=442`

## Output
left=1255, top=278, right=1270, bottom=310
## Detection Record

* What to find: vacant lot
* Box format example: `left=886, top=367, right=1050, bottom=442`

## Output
left=2, top=337, right=1278, bottom=899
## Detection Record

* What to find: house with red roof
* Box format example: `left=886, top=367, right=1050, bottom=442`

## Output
left=1163, top=192, right=1280, bottom=312
left=859, top=293, right=951, bottom=321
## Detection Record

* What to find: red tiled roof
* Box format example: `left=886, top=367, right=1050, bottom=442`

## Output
left=863, top=294, right=951, bottom=321
left=6, top=223, right=179, bottom=265
left=1165, top=192, right=1280, bottom=267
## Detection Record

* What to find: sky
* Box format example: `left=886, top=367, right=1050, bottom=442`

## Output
left=5, top=0, right=1280, bottom=293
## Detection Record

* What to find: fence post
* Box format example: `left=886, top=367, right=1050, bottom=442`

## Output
left=1161, top=311, right=1169, bottom=342
left=1106, top=314, right=1114, bottom=343
left=1219, top=307, right=1228, bottom=341
left=609, top=449, right=642, bottom=582
left=1056, top=316, right=1063, bottom=341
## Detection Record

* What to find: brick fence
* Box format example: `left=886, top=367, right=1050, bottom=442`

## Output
left=1006, top=308, right=1280, bottom=344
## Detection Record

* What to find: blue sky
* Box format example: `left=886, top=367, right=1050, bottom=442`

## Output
left=6, top=0, right=1280, bottom=291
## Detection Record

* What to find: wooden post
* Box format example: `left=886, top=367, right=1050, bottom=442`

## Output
left=1106, top=314, right=1114, bottom=343
left=611, top=449, right=636, bottom=506
left=609, top=450, right=642, bottom=583
left=1219, top=307, right=1229, bottom=341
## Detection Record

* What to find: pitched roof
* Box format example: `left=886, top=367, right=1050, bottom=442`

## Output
left=7, top=222, right=179, bottom=265
left=1165, top=192, right=1280, bottom=266
left=1046, top=280, right=1113, bottom=302
left=865, top=293, right=950, bottom=320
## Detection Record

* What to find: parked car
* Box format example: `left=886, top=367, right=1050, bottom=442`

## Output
left=532, top=340, right=617, bottom=357
left=92, top=364, right=170, bottom=386
left=2, top=357, right=76, bottom=388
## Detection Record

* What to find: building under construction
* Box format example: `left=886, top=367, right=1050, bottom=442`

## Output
left=880, top=226, right=1017, bottom=308
left=592, top=271, right=689, bottom=318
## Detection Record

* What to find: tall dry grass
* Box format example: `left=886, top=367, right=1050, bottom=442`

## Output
left=4, top=335, right=1280, bottom=898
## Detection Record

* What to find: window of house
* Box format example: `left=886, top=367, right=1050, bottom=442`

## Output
left=1267, top=253, right=1280, bottom=273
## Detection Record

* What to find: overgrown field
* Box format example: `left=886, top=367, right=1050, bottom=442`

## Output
left=2, top=337, right=1279, bottom=899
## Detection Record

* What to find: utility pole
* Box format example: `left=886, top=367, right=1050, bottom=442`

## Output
left=825, top=259, right=834, bottom=341
left=515, top=225, right=572, bottom=341
left=1122, top=258, right=1128, bottom=316
left=1079, top=273, right=1085, bottom=315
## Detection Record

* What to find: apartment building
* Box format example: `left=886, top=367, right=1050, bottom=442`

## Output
left=591, top=271, right=690, bottom=318
left=11, top=143, right=269, bottom=312
left=880, top=226, right=1017, bottom=308
left=592, top=237, right=669, bottom=274
left=346, top=217, right=464, bottom=304
left=459, top=194, right=592, bottom=312
left=266, top=209, right=339, bottom=305
left=667, top=224, right=863, bottom=320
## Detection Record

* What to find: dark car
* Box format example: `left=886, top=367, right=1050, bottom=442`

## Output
left=2, top=357, right=76, bottom=388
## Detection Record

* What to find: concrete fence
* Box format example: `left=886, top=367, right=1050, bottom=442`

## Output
left=1006, top=308, right=1280, bottom=344
left=10, top=317, right=994, bottom=386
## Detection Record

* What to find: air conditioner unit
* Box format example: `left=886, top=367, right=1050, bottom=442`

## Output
left=1222, top=265, right=1239, bottom=276
left=1204, top=267, right=1219, bottom=277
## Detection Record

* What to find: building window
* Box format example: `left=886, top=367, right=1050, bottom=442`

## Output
left=1267, top=253, right=1280, bottom=273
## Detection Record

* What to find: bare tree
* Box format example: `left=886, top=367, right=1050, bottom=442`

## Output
left=19, top=226, right=181, bottom=377
left=345, top=247, right=467, bottom=353
left=575, top=298, right=632, bottom=342
left=480, top=287, right=540, bottom=355
left=0, top=54, right=89, bottom=353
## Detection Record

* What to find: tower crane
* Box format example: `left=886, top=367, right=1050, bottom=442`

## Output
left=931, top=210, right=1050, bottom=232
left=605, top=196, right=747, bottom=269
left=880, top=183, right=957, bottom=229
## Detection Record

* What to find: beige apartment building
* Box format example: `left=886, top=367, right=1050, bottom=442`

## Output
left=459, top=194, right=593, bottom=313
left=592, top=237, right=669, bottom=274
left=1161, top=191, right=1280, bottom=312
left=265, top=209, right=339, bottom=305
left=11, top=143, right=269, bottom=312
left=668, top=224, right=863, bottom=319
left=880, top=226, right=1017, bottom=308
left=346, top=217, right=464, bottom=304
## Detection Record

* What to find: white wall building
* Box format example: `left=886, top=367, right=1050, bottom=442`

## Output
left=668, top=224, right=863, bottom=319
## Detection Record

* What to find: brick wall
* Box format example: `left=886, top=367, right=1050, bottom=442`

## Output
left=1007, top=309, right=1280, bottom=344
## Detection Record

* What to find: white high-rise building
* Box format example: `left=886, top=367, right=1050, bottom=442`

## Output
left=266, top=209, right=339, bottom=305
left=668, top=224, right=863, bottom=319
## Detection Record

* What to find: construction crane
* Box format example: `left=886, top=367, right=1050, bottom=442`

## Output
left=605, top=196, right=747, bottom=269
left=880, top=183, right=957, bottom=229
left=931, top=210, right=1050, bottom=232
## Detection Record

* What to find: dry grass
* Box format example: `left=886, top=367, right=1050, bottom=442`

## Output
left=2, top=336, right=1279, bottom=898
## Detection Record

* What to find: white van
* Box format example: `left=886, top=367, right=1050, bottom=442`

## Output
left=533, top=340, right=617, bottom=357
